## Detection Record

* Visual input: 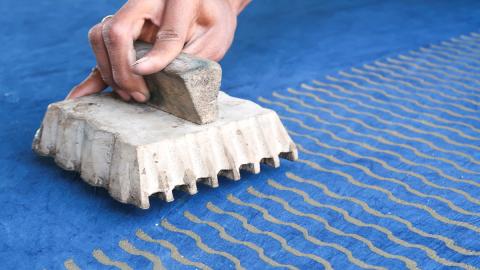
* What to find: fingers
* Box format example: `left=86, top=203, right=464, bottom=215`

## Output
left=102, top=9, right=150, bottom=102
left=132, top=0, right=199, bottom=75
left=90, top=20, right=135, bottom=102
left=66, top=68, right=107, bottom=100
left=88, top=22, right=116, bottom=88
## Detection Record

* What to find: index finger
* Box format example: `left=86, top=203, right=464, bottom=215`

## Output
left=101, top=3, right=155, bottom=102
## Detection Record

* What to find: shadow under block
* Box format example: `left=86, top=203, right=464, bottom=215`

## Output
left=32, top=92, right=298, bottom=209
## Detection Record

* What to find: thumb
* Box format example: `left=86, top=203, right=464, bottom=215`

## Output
left=131, top=29, right=184, bottom=75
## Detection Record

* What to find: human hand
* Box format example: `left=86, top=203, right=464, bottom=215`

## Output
left=67, top=0, right=250, bottom=102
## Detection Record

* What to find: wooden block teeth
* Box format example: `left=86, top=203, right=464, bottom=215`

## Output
left=280, top=150, right=298, bottom=161
left=199, top=176, right=219, bottom=188
left=179, top=183, right=198, bottom=195
left=219, top=169, right=241, bottom=181
left=240, top=163, right=261, bottom=174
left=261, top=156, right=280, bottom=168
left=159, top=190, right=174, bottom=202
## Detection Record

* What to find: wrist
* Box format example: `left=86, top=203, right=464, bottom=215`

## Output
left=227, top=0, right=251, bottom=15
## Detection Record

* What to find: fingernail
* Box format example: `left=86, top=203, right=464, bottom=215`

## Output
left=131, top=92, right=148, bottom=102
left=132, top=57, right=149, bottom=66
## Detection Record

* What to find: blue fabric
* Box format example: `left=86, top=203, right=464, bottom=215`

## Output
left=1, top=0, right=480, bottom=269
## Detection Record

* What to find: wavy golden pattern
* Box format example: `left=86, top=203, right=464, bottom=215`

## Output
left=184, top=211, right=299, bottom=270
left=92, top=249, right=133, bottom=270
left=285, top=172, right=480, bottom=256
left=136, top=229, right=212, bottom=270
left=161, top=219, right=246, bottom=270
left=63, top=259, right=81, bottom=270
left=206, top=202, right=335, bottom=269
left=259, top=96, right=480, bottom=174
left=118, top=240, right=165, bottom=270
left=227, top=194, right=379, bottom=270
left=267, top=178, right=476, bottom=269
left=247, top=186, right=419, bottom=269
left=61, top=31, right=480, bottom=270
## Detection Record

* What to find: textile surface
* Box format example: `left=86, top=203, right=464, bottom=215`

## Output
left=1, top=0, right=480, bottom=269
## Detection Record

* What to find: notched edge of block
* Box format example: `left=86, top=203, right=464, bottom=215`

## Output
left=32, top=94, right=298, bottom=210
left=154, top=148, right=298, bottom=207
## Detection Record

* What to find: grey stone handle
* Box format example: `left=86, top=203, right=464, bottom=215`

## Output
left=135, top=41, right=222, bottom=125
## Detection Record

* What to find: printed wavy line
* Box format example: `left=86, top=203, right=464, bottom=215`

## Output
left=419, top=47, right=480, bottom=66
left=136, top=229, right=212, bottom=270
left=321, top=76, right=480, bottom=134
left=456, top=32, right=480, bottom=40
left=330, top=74, right=480, bottom=125
left=469, top=32, right=480, bottom=38
left=291, top=86, right=480, bottom=150
left=409, top=48, right=480, bottom=71
left=206, top=202, right=335, bottom=269
left=247, top=187, right=419, bottom=269
left=184, top=211, right=299, bottom=270
left=398, top=54, right=479, bottom=77
left=467, top=32, right=480, bottom=37
left=350, top=65, right=480, bottom=136
left=430, top=43, right=480, bottom=64
left=456, top=34, right=480, bottom=44
left=161, top=219, right=245, bottom=270
left=64, top=259, right=81, bottom=270
left=432, top=42, right=479, bottom=57
left=92, top=249, right=133, bottom=270
left=443, top=39, right=480, bottom=55
left=288, top=129, right=480, bottom=208
left=441, top=38, right=480, bottom=51
left=291, top=85, right=480, bottom=154
left=359, top=64, right=480, bottom=110
left=297, top=142, right=480, bottom=217
left=344, top=68, right=479, bottom=116
left=294, top=157, right=480, bottom=233
left=279, top=114, right=480, bottom=189
left=462, top=33, right=480, bottom=40
left=268, top=178, right=478, bottom=269
left=450, top=35, right=480, bottom=46
left=275, top=90, right=480, bottom=161
left=442, top=40, right=480, bottom=55
left=437, top=35, right=480, bottom=58
left=386, top=57, right=480, bottom=95
left=430, top=36, right=480, bottom=58
left=261, top=95, right=480, bottom=173
left=376, top=59, right=480, bottom=100
left=409, top=50, right=480, bottom=72
left=227, top=194, right=382, bottom=270
left=318, top=76, right=476, bottom=129
left=118, top=240, right=165, bottom=270
left=306, top=81, right=480, bottom=167
left=450, top=37, right=479, bottom=49
left=300, top=82, right=480, bottom=161
left=285, top=172, right=480, bottom=256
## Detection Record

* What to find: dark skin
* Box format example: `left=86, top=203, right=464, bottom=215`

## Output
left=67, top=0, right=251, bottom=102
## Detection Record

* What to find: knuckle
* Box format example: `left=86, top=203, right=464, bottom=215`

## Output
left=112, top=73, right=131, bottom=89
left=102, top=20, right=127, bottom=44
left=87, top=24, right=103, bottom=44
left=99, top=73, right=113, bottom=86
